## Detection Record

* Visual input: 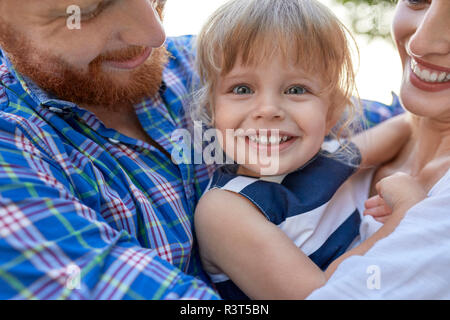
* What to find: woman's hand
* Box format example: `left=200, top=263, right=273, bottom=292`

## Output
left=364, top=172, right=427, bottom=223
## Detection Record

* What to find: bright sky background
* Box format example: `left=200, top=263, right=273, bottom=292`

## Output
left=163, top=0, right=403, bottom=105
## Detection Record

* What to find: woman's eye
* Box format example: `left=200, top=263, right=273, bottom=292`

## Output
left=404, top=0, right=431, bottom=8
left=232, top=85, right=253, bottom=95
left=285, top=86, right=307, bottom=95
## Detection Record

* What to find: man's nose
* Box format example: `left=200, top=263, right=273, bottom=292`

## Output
left=115, top=0, right=166, bottom=49
left=408, top=1, right=450, bottom=58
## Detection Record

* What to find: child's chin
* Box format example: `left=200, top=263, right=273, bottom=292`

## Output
left=238, top=163, right=290, bottom=177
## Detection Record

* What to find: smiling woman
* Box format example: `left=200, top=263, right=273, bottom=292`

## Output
left=307, top=0, right=450, bottom=299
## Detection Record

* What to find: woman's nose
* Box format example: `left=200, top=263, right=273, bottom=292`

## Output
left=115, top=0, right=166, bottom=49
left=408, top=1, right=450, bottom=58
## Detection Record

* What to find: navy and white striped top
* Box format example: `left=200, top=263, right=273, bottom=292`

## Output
left=204, top=141, right=363, bottom=300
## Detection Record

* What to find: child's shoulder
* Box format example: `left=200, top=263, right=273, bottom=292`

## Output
left=194, top=186, right=262, bottom=223
left=197, top=168, right=266, bottom=217
left=207, top=168, right=259, bottom=193
left=199, top=169, right=259, bottom=206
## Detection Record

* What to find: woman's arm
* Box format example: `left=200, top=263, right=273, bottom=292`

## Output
left=352, top=113, right=411, bottom=168
left=195, top=189, right=326, bottom=299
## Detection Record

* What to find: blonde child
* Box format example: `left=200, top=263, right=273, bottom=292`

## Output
left=193, top=0, right=417, bottom=300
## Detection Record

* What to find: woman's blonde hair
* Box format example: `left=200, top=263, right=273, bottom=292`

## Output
left=192, top=0, right=361, bottom=142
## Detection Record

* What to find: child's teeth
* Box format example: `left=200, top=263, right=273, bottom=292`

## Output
left=259, top=136, right=268, bottom=144
left=248, top=134, right=292, bottom=145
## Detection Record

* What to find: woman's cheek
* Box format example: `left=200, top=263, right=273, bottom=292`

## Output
left=391, top=3, right=417, bottom=66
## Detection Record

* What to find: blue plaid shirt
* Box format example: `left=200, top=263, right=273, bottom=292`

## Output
left=0, top=34, right=403, bottom=300
left=0, top=36, right=220, bottom=300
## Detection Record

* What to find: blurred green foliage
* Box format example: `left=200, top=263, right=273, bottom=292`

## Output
left=332, top=0, right=397, bottom=42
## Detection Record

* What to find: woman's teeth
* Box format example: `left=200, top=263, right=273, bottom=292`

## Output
left=248, top=135, right=292, bottom=145
left=411, top=59, right=450, bottom=83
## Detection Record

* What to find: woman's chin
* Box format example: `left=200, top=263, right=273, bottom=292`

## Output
left=399, top=81, right=450, bottom=119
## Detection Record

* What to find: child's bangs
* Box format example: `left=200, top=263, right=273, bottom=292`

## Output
left=214, top=0, right=354, bottom=96
left=222, top=27, right=335, bottom=83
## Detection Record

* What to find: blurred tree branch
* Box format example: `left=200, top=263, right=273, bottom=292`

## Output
left=332, top=0, right=397, bottom=43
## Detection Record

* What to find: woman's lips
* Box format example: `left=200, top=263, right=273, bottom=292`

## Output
left=410, top=69, right=450, bottom=92
left=409, top=58, right=450, bottom=92
left=103, top=47, right=152, bottom=70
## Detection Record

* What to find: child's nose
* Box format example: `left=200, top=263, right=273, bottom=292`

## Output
left=251, top=103, right=285, bottom=121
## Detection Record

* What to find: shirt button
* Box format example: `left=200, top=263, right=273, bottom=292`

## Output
left=48, top=107, right=64, bottom=113
left=108, top=138, right=120, bottom=144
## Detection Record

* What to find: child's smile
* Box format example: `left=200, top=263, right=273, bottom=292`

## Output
left=234, top=129, right=299, bottom=152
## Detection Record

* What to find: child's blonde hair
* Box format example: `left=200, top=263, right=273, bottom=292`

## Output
left=193, top=0, right=360, bottom=142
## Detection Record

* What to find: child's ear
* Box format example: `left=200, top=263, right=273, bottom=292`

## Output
left=325, top=104, right=344, bottom=133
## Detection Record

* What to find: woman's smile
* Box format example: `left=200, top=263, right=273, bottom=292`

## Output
left=409, top=58, right=450, bottom=92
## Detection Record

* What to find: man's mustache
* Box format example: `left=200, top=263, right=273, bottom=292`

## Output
left=93, top=46, right=148, bottom=64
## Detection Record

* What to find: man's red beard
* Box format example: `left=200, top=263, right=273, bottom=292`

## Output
left=0, top=20, right=169, bottom=111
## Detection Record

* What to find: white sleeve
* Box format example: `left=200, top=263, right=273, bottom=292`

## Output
left=307, top=177, right=450, bottom=299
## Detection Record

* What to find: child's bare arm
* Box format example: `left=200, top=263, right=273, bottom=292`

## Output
left=352, top=113, right=411, bottom=168
left=195, top=189, right=326, bottom=299
left=325, top=172, right=427, bottom=279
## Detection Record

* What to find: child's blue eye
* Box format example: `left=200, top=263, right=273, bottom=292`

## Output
left=285, top=86, right=307, bottom=95
left=232, top=85, right=253, bottom=95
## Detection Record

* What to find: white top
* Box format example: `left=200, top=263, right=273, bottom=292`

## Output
left=307, top=169, right=450, bottom=299
left=347, top=168, right=383, bottom=248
